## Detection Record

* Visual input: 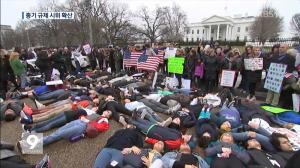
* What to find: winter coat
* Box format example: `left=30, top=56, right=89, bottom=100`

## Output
left=9, top=54, right=26, bottom=76
left=203, top=55, right=219, bottom=80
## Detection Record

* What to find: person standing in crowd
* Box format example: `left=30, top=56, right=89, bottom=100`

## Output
left=221, top=50, right=240, bottom=89
left=36, top=50, right=52, bottom=81
left=266, top=44, right=295, bottom=106
left=19, top=48, right=28, bottom=61
left=184, top=49, right=197, bottom=89
left=265, top=44, right=280, bottom=69
left=108, top=46, right=116, bottom=73
left=239, top=45, right=253, bottom=94
left=203, top=48, right=219, bottom=93
left=51, top=48, right=67, bottom=80
left=90, top=47, right=98, bottom=71
left=245, top=47, right=263, bottom=101
left=216, top=47, right=224, bottom=86
left=97, top=48, right=104, bottom=70
left=164, top=43, right=177, bottom=75
left=63, top=47, right=72, bottom=75
left=9, top=47, right=29, bottom=91
left=114, top=46, right=123, bottom=73
left=174, top=48, right=185, bottom=88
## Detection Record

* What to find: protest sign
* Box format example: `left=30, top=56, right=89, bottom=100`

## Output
left=264, top=63, right=287, bottom=93
left=168, top=57, right=184, bottom=74
left=220, top=70, right=236, bottom=87
left=182, top=79, right=191, bottom=90
left=83, top=44, right=91, bottom=55
left=165, top=76, right=178, bottom=89
left=292, top=94, right=300, bottom=112
left=244, top=58, right=263, bottom=70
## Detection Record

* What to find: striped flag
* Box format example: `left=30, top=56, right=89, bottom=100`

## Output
left=123, top=50, right=143, bottom=67
left=137, top=51, right=160, bottom=72
left=154, top=48, right=165, bottom=64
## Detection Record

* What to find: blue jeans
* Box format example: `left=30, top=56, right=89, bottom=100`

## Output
left=93, top=148, right=123, bottom=168
left=32, top=113, right=68, bottom=132
left=36, top=89, right=65, bottom=101
left=43, top=120, right=86, bottom=146
left=19, top=72, right=28, bottom=89
left=139, top=107, right=163, bottom=123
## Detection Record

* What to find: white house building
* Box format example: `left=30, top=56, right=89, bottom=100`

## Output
left=184, top=15, right=255, bottom=42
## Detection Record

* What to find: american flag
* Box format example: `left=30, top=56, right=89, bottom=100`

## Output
left=123, top=50, right=143, bottom=67
left=154, top=48, right=165, bottom=64
left=137, top=51, right=160, bottom=72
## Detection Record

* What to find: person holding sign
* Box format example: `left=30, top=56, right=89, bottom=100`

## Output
left=164, top=43, right=177, bottom=75
left=266, top=44, right=295, bottom=106
left=244, top=47, right=264, bottom=101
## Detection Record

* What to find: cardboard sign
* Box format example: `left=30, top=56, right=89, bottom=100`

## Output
left=264, top=63, right=287, bottom=93
left=164, top=48, right=177, bottom=59
left=46, top=80, right=63, bottom=85
left=220, top=70, right=236, bottom=87
left=293, top=94, right=300, bottom=112
left=83, top=44, right=91, bottom=55
left=168, top=57, right=184, bottom=74
left=244, top=58, right=263, bottom=70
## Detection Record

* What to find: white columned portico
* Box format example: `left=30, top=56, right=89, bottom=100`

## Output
left=217, top=24, right=220, bottom=40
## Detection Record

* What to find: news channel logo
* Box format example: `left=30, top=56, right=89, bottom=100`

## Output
left=20, top=132, right=43, bottom=154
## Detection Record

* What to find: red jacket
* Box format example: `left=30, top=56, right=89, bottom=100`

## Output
left=145, top=137, right=183, bottom=150
left=88, top=116, right=109, bottom=132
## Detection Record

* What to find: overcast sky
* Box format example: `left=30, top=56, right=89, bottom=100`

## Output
left=1, top=0, right=300, bottom=37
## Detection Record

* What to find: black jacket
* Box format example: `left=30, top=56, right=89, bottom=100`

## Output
left=247, top=148, right=286, bottom=168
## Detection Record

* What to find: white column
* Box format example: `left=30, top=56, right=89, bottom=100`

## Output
left=208, top=25, right=211, bottom=41
left=225, top=24, right=228, bottom=41
left=217, top=24, right=220, bottom=40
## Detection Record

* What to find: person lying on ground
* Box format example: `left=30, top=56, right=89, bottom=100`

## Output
left=1, top=140, right=50, bottom=168
left=161, top=143, right=209, bottom=168
left=122, top=141, right=164, bottom=168
left=245, top=138, right=287, bottom=168
left=20, top=99, right=95, bottom=124
left=270, top=133, right=298, bottom=162
left=23, top=108, right=98, bottom=133
left=0, top=99, right=22, bottom=121
left=167, top=107, right=197, bottom=133
left=93, top=124, right=143, bottom=168
left=204, top=132, right=250, bottom=167
left=124, top=98, right=167, bottom=125
left=98, top=95, right=132, bottom=127
left=18, top=110, right=112, bottom=150
left=129, top=118, right=194, bottom=150
left=138, top=98, right=177, bottom=115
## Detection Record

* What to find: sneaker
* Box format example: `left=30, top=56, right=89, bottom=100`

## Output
left=35, top=100, right=46, bottom=110
left=36, top=154, right=51, bottom=168
left=160, top=117, right=172, bottom=127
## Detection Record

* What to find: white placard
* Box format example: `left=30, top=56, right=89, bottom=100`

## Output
left=292, top=94, right=300, bottom=112
left=264, top=63, right=287, bottom=93
left=165, top=76, right=178, bottom=89
left=182, top=79, right=191, bottom=90
left=46, top=80, right=63, bottom=85
left=244, top=58, right=263, bottom=71
left=164, top=48, right=177, bottom=59
left=83, top=44, right=91, bottom=55
left=220, top=70, right=236, bottom=87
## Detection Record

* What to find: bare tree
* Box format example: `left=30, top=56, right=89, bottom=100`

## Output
left=290, top=13, right=300, bottom=37
left=135, top=7, right=166, bottom=44
left=250, top=5, right=283, bottom=43
left=161, top=4, right=187, bottom=42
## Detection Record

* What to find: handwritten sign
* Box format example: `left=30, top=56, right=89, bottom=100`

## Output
left=220, top=70, right=236, bottom=87
left=168, top=57, right=184, bottom=74
left=264, top=63, right=287, bottom=93
left=244, top=58, right=263, bottom=71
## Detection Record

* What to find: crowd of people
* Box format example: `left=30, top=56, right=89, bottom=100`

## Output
left=0, top=41, right=299, bottom=168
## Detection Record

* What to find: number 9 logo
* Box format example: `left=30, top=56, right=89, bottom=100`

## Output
left=26, top=134, right=39, bottom=149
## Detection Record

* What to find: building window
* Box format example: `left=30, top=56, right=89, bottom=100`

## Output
left=197, top=37, right=199, bottom=42
left=237, top=27, right=240, bottom=32
left=211, top=29, right=214, bottom=33
left=245, top=27, right=248, bottom=32
left=192, top=30, right=194, bottom=34
left=236, top=36, right=240, bottom=41
left=197, top=29, right=199, bottom=34
left=203, top=29, right=205, bottom=34
left=186, top=38, right=188, bottom=42
left=186, top=30, right=189, bottom=34
left=191, top=38, right=194, bottom=42
left=244, top=36, right=247, bottom=41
